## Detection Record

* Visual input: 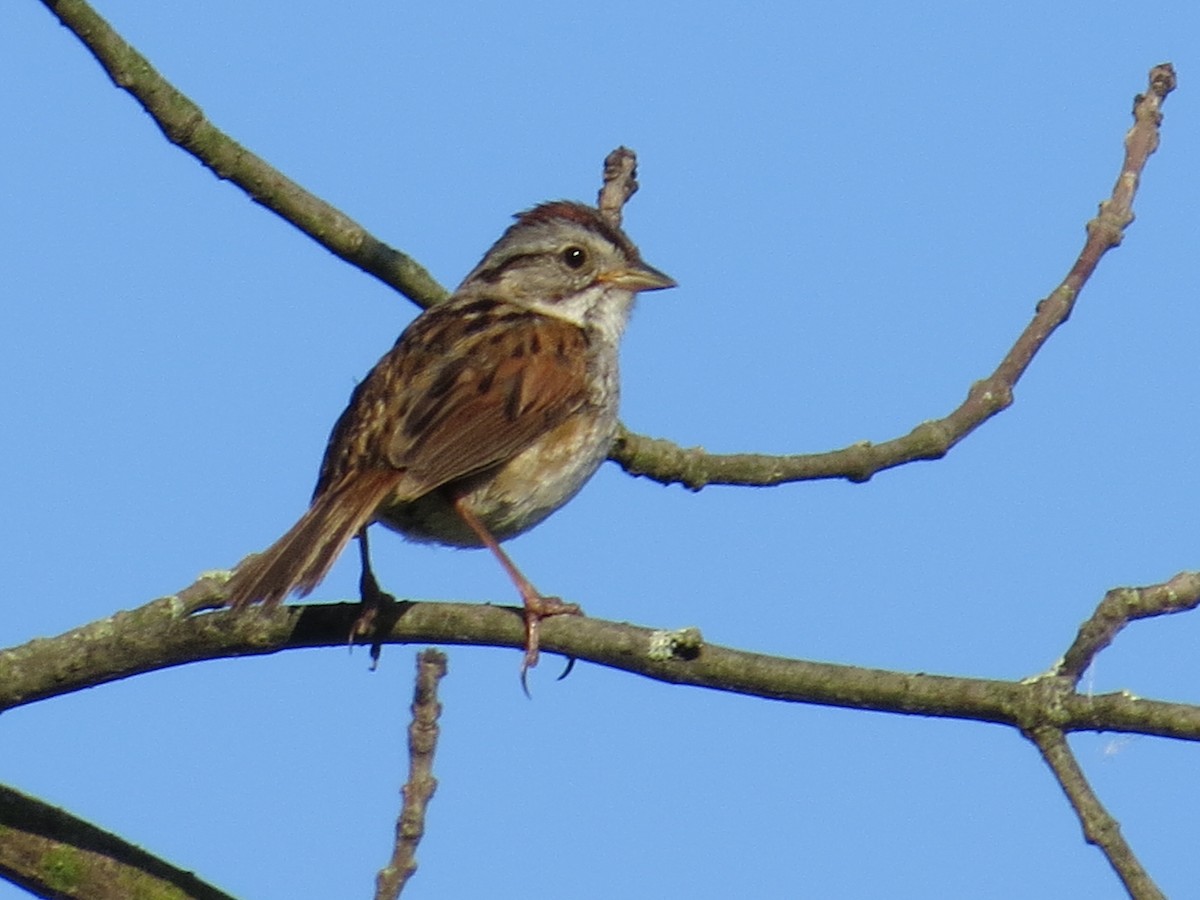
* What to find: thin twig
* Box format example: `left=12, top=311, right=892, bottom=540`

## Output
left=611, top=63, right=1178, bottom=490
left=1026, top=727, right=1164, bottom=900
left=1056, top=570, right=1200, bottom=684
left=375, top=650, right=448, bottom=900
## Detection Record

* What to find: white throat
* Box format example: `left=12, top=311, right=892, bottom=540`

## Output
left=524, top=285, right=636, bottom=345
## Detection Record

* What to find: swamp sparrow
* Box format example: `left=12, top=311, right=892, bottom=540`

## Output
left=224, top=200, right=675, bottom=676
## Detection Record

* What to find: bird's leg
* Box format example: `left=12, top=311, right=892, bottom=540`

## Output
left=353, top=527, right=396, bottom=668
left=453, top=497, right=581, bottom=685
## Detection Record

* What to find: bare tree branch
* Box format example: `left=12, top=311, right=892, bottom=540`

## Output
left=1026, top=727, right=1164, bottom=900
left=1055, top=570, right=1200, bottom=684
left=610, top=63, right=1177, bottom=489
left=6, top=573, right=1200, bottom=745
left=0, top=783, right=235, bottom=900
left=375, top=649, right=448, bottom=900
left=39, top=0, right=448, bottom=310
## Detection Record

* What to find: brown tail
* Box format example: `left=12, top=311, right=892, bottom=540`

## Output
left=225, top=470, right=401, bottom=609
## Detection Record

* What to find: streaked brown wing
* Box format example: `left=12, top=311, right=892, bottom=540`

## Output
left=386, top=305, right=592, bottom=495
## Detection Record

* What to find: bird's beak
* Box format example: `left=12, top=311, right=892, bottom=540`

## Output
left=600, top=261, right=677, bottom=293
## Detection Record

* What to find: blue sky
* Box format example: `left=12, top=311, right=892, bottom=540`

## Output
left=3, top=2, right=1199, bottom=897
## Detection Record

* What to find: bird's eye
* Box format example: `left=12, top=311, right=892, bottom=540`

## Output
left=561, top=246, right=587, bottom=269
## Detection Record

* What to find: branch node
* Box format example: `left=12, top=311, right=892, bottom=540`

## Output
left=647, top=627, right=704, bottom=661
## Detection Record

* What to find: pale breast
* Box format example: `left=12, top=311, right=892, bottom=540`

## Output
left=374, top=406, right=618, bottom=548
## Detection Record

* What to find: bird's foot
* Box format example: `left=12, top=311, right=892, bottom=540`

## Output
left=519, top=593, right=582, bottom=696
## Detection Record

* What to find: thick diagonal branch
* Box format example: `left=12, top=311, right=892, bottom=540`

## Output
left=0, top=783, right=234, bottom=900
left=41, top=0, right=447, bottom=310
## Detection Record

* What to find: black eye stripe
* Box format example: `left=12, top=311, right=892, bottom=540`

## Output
left=477, top=244, right=590, bottom=283
left=475, top=252, right=537, bottom=283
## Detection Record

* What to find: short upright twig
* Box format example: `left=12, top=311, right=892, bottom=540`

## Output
left=597, top=146, right=639, bottom=227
